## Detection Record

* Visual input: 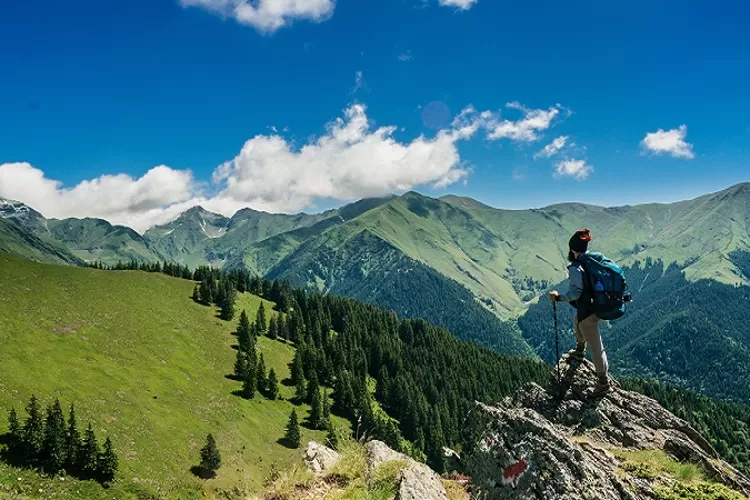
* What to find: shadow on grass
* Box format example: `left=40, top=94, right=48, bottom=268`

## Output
left=281, top=377, right=295, bottom=388
left=225, top=374, right=241, bottom=381
left=190, top=465, right=216, bottom=479
left=276, top=437, right=300, bottom=450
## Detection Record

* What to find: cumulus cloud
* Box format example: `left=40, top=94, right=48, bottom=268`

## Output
left=211, top=104, right=473, bottom=212
left=534, top=135, right=568, bottom=159
left=554, top=159, right=593, bottom=180
left=641, top=124, right=695, bottom=159
left=438, top=0, right=479, bottom=10
left=1, top=104, right=480, bottom=232
left=450, top=102, right=567, bottom=143
left=0, top=163, right=198, bottom=232
left=179, top=0, right=335, bottom=33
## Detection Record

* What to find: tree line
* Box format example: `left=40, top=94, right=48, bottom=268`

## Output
left=3, top=395, right=118, bottom=484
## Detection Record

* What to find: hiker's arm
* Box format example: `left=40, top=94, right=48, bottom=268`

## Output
left=556, top=267, right=584, bottom=302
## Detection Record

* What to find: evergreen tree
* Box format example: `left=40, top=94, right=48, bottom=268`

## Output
left=291, top=350, right=305, bottom=386
left=309, top=388, right=324, bottom=430
left=267, top=369, right=279, bottom=400
left=256, top=303, right=267, bottom=336
left=306, top=374, right=320, bottom=405
left=322, top=390, right=331, bottom=421
left=295, top=375, right=307, bottom=404
left=192, top=284, right=200, bottom=303
left=279, top=315, right=290, bottom=341
left=284, top=410, right=301, bottom=448
left=268, top=315, right=278, bottom=340
left=234, top=349, right=247, bottom=380
left=237, top=310, right=252, bottom=352
left=7, top=408, right=21, bottom=455
left=242, top=366, right=257, bottom=400
left=23, top=395, right=44, bottom=465
left=79, top=424, right=100, bottom=479
left=98, top=437, right=118, bottom=483
left=325, top=418, right=338, bottom=450
left=42, top=399, right=67, bottom=473
left=256, top=354, right=267, bottom=395
left=199, top=434, right=221, bottom=478
left=65, top=404, right=81, bottom=473
left=218, top=280, right=237, bottom=321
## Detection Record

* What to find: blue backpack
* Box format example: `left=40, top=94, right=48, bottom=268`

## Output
left=578, top=252, right=632, bottom=320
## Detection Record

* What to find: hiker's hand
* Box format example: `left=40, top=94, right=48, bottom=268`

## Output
left=549, top=291, right=560, bottom=302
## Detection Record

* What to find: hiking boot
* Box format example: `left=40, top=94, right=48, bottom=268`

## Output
left=588, top=375, right=611, bottom=398
left=568, top=344, right=586, bottom=361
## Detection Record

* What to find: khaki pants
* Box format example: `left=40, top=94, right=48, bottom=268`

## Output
left=573, top=314, right=609, bottom=376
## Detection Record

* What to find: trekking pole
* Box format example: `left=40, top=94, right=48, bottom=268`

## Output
left=553, top=300, right=561, bottom=385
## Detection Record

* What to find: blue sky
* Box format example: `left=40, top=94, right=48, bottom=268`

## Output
left=1, top=0, right=749, bottom=230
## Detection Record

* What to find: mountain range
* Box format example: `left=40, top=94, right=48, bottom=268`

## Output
left=2, top=183, right=750, bottom=383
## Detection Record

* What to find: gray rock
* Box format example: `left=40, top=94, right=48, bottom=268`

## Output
left=364, top=440, right=448, bottom=500
left=462, top=355, right=750, bottom=499
left=304, top=441, right=341, bottom=475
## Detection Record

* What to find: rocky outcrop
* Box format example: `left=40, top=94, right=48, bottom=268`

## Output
left=364, top=440, right=448, bottom=500
left=303, top=440, right=448, bottom=500
left=304, top=441, right=341, bottom=475
left=463, top=354, right=750, bottom=499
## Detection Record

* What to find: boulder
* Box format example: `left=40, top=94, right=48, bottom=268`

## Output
left=364, top=440, right=448, bottom=500
left=462, top=354, right=750, bottom=499
left=304, top=441, right=341, bottom=475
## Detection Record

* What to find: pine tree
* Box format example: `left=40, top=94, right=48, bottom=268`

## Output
left=291, top=350, right=305, bottom=386
left=268, top=315, right=278, bottom=340
left=256, top=354, right=267, bottom=395
left=218, top=280, right=237, bottom=321
left=234, top=349, right=247, bottom=380
left=267, top=369, right=279, bottom=400
left=23, top=395, right=44, bottom=465
left=237, top=310, right=252, bottom=352
left=309, top=388, right=324, bottom=430
left=65, top=404, right=81, bottom=473
left=42, top=399, right=67, bottom=473
left=242, top=359, right=257, bottom=400
left=192, top=284, right=200, bottom=303
left=279, top=315, right=290, bottom=341
left=295, top=375, right=307, bottom=404
left=7, top=408, right=21, bottom=455
left=306, top=374, right=320, bottom=405
left=256, top=303, right=267, bottom=336
left=325, top=418, right=338, bottom=450
left=98, top=437, right=118, bottom=483
left=284, top=410, right=301, bottom=448
left=199, top=434, right=221, bottom=478
left=322, top=390, right=331, bottom=421
left=80, top=424, right=100, bottom=479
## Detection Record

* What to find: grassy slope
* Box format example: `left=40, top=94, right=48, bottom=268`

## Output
left=0, top=254, right=346, bottom=499
left=0, top=220, right=83, bottom=266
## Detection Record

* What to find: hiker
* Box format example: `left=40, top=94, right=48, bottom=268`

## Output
left=549, top=229, right=611, bottom=396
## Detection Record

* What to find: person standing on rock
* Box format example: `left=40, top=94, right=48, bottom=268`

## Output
left=549, top=229, right=611, bottom=397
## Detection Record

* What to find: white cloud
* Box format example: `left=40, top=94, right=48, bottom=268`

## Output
left=0, top=163, right=198, bottom=232
left=398, top=51, right=413, bottom=62
left=1, top=104, right=480, bottom=232
left=450, top=102, right=566, bottom=143
left=554, top=159, right=593, bottom=180
left=179, top=0, right=335, bottom=33
left=351, top=71, right=366, bottom=93
left=534, top=135, right=568, bottom=159
left=641, top=124, right=695, bottom=159
left=438, top=0, right=479, bottom=10
left=211, top=104, right=474, bottom=212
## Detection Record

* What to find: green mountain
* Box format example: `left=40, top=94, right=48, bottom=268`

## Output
left=0, top=218, right=83, bottom=266
left=45, top=218, right=162, bottom=264
left=0, top=198, right=163, bottom=265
